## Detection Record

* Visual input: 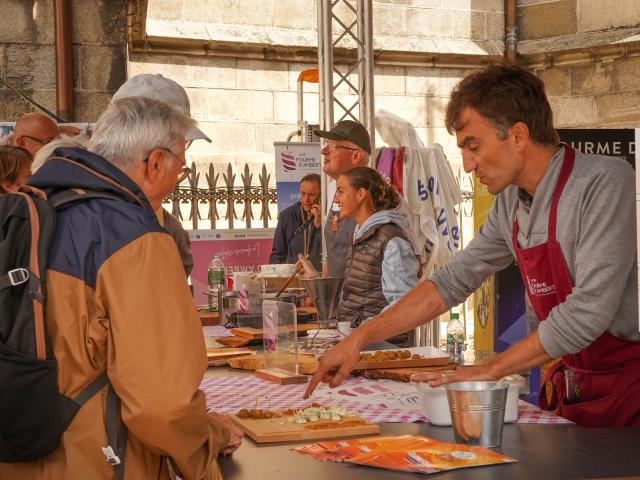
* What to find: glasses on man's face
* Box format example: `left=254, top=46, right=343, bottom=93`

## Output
left=322, top=141, right=360, bottom=152
left=145, top=147, right=191, bottom=184
left=185, top=140, right=193, bottom=151
left=19, top=134, right=59, bottom=145
left=162, top=148, right=192, bottom=183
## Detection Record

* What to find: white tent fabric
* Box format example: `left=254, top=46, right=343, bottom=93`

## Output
left=375, top=109, right=462, bottom=276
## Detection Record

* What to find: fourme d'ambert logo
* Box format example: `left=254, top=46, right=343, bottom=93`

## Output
left=281, top=152, right=296, bottom=172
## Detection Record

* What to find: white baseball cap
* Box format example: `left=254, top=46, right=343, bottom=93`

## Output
left=112, top=74, right=211, bottom=143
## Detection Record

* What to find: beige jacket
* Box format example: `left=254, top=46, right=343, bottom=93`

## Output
left=0, top=148, right=229, bottom=479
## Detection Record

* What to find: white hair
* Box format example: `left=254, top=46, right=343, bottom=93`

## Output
left=31, top=133, right=90, bottom=173
left=88, top=96, right=195, bottom=171
left=0, top=133, right=12, bottom=146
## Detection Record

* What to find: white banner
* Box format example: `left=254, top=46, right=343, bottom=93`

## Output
left=274, top=141, right=321, bottom=212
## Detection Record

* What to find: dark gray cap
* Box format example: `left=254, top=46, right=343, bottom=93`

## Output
left=314, top=120, right=371, bottom=154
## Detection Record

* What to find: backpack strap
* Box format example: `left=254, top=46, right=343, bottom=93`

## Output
left=105, top=383, right=128, bottom=480
left=51, top=189, right=129, bottom=478
left=74, top=373, right=127, bottom=480
left=0, top=190, right=123, bottom=292
left=73, top=372, right=109, bottom=406
left=0, top=268, right=30, bottom=290
left=47, top=156, right=149, bottom=211
left=49, top=189, right=124, bottom=209
left=0, top=189, right=123, bottom=301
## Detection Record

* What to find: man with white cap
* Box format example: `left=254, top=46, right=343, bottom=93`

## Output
left=111, top=74, right=210, bottom=277
left=111, top=73, right=212, bottom=145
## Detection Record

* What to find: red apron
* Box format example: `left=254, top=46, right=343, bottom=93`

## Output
left=512, top=145, right=640, bottom=427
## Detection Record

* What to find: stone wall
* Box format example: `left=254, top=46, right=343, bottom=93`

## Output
left=519, top=0, right=640, bottom=40
left=0, top=0, right=127, bottom=123
left=519, top=0, right=640, bottom=128
left=146, top=0, right=504, bottom=55
left=135, top=0, right=504, bottom=186
left=536, top=56, right=640, bottom=128
left=128, top=52, right=471, bottom=188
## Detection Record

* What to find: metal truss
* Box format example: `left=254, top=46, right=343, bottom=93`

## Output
left=317, top=0, right=375, bottom=149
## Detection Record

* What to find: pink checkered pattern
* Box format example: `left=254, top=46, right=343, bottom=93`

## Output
left=199, top=376, right=573, bottom=424
left=202, top=326, right=233, bottom=338
left=516, top=400, right=573, bottom=424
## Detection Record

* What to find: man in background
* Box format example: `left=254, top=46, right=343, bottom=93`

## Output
left=10, top=113, right=60, bottom=156
left=270, top=173, right=322, bottom=270
left=110, top=73, right=212, bottom=278
left=314, top=120, right=423, bottom=277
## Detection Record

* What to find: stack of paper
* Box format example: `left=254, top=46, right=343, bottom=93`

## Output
left=293, top=435, right=516, bottom=474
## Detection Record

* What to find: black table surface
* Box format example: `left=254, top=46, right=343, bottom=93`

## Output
left=219, top=422, right=640, bottom=479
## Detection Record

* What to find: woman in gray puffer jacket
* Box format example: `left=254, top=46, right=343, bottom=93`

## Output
left=300, top=167, right=419, bottom=346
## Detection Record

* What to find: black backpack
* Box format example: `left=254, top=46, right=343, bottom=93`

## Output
left=0, top=185, right=127, bottom=476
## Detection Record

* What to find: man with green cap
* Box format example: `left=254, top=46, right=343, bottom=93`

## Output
left=313, top=120, right=421, bottom=278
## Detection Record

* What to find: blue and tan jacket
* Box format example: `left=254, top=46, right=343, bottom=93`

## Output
left=0, top=147, right=228, bottom=479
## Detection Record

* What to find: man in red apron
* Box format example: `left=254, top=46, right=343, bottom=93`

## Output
left=303, top=64, right=640, bottom=428
left=512, top=144, right=640, bottom=427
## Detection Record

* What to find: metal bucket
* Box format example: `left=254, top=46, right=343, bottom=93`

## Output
left=445, top=381, right=508, bottom=448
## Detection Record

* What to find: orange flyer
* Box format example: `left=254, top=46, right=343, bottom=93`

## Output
left=293, top=435, right=517, bottom=474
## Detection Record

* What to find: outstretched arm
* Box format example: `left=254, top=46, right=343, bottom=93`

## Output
left=304, top=280, right=447, bottom=398
left=411, top=330, right=552, bottom=386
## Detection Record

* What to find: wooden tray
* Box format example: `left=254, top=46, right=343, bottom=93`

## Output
left=361, top=363, right=458, bottom=382
left=231, top=323, right=323, bottom=340
left=199, top=310, right=221, bottom=326
left=354, top=346, right=450, bottom=370
left=206, top=347, right=254, bottom=366
left=230, top=414, right=379, bottom=443
left=296, top=306, right=318, bottom=320
left=215, top=336, right=252, bottom=348
left=227, top=353, right=318, bottom=374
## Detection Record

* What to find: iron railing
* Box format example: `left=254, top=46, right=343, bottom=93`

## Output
left=162, top=161, right=474, bottom=230
left=163, top=161, right=278, bottom=230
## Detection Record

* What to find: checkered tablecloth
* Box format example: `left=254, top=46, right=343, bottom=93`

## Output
left=202, top=326, right=234, bottom=338
left=200, top=375, right=573, bottom=424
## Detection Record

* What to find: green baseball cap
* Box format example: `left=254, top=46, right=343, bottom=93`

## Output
left=314, top=120, right=371, bottom=154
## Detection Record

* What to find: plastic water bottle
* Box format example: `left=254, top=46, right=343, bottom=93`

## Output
left=207, top=255, right=225, bottom=311
left=446, top=310, right=465, bottom=364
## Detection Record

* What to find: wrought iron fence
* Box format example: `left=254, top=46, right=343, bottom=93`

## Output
left=161, top=161, right=474, bottom=231
left=162, top=161, right=278, bottom=230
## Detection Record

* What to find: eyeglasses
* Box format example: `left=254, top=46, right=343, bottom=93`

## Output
left=144, top=147, right=191, bottom=183
left=18, top=134, right=60, bottom=145
left=322, top=141, right=360, bottom=152
left=162, top=148, right=192, bottom=183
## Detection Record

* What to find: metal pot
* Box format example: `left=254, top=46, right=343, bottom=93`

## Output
left=219, top=291, right=301, bottom=328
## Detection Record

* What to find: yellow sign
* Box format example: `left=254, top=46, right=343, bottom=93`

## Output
left=472, top=177, right=494, bottom=351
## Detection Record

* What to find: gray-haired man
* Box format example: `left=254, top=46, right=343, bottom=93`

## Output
left=2, top=97, right=241, bottom=480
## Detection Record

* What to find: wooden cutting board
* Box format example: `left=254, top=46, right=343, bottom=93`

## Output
left=227, top=353, right=318, bottom=374
left=230, top=414, right=379, bottom=443
left=354, top=356, right=450, bottom=370
left=354, top=346, right=450, bottom=370
left=361, top=363, right=458, bottom=382
left=231, top=323, right=322, bottom=339
left=206, top=348, right=254, bottom=366
left=296, top=306, right=318, bottom=320
left=199, top=310, right=221, bottom=326
left=215, top=336, right=252, bottom=348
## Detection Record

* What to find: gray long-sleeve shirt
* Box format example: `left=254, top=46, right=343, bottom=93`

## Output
left=430, top=146, right=639, bottom=359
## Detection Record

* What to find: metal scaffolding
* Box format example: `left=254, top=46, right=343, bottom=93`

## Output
left=316, top=0, right=375, bottom=147
left=317, top=0, right=376, bottom=273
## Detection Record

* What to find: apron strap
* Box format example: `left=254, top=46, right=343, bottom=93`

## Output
left=547, top=145, right=575, bottom=243
left=512, top=145, right=575, bottom=248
